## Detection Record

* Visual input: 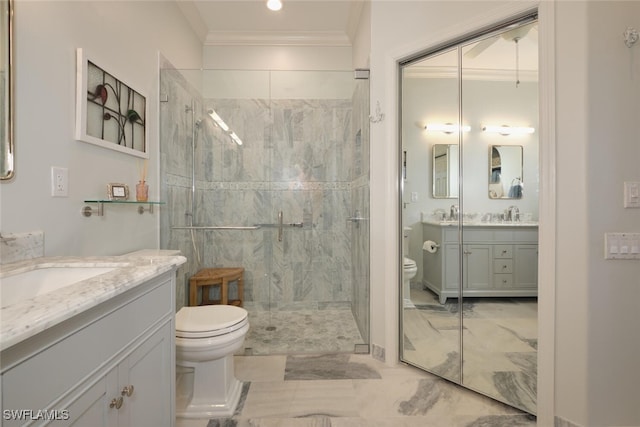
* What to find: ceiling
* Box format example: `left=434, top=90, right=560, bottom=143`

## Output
left=177, top=0, right=364, bottom=46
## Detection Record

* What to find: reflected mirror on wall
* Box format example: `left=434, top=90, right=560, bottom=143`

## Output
left=1, top=0, right=13, bottom=180
left=432, top=144, right=459, bottom=198
left=400, top=15, right=539, bottom=416
left=489, top=145, right=523, bottom=199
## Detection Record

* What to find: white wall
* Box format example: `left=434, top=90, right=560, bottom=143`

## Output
left=0, top=1, right=202, bottom=256
left=203, top=45, right=352, bottom=70
left=557, top=2, right=640, bottom=426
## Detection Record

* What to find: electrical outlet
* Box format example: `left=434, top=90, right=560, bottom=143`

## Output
left=51, top=166, right=68, bottom=197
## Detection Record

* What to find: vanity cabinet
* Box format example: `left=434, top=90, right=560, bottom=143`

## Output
left=422, top=223, right=538, bottom=304
left=0, top=272, right=176, bottom=427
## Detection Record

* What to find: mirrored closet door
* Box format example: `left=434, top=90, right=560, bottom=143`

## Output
left=399, top=15, right=539, bottom=415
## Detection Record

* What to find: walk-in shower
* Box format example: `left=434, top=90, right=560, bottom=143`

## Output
left=159, top=66, right=370, bottom=356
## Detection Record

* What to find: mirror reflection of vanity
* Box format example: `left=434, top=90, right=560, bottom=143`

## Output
left=400, top=17, right=539, bottom=416
left=0, top=0, right=13, bottom=181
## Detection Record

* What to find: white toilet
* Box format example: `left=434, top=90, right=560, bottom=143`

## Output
left=403, top=227, right=417, bottom=308
left=175, top=304, right=249, bottom=418
left=403, top=257, right=418, bottom=308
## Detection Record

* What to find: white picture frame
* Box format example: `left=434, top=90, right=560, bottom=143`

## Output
left=75, top=48, right=148, bottom=159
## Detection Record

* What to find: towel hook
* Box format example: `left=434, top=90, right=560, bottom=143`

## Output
left=624, top=27, right=639, bottom=48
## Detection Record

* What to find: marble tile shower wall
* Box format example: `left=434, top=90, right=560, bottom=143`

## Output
left=201, top=98, right=354, bottom=311
left=160, top=66, right=370, bottom=339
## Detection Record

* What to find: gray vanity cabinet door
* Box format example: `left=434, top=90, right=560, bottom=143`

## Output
left=118, top=320, right=173, bottom=427
left=465, top=244, right=492, bottom=290
left=514, top=244, right=538, bottom=289
left=64, top=368, right=117, bottom=427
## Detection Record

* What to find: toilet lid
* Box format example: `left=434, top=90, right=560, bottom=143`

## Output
left=176, top=305, right=248, bottom=338
left=404, top=257, right=416, bottom=267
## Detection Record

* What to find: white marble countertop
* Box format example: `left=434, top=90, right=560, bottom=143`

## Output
left=0, top=252, right=186, bottom=351
left=422, top=219, right=538, bottom=227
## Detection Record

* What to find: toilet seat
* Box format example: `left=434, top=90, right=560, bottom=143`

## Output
left=403, top=257, right=416, bottom=268
left=176, top=305, right=248, bottom=339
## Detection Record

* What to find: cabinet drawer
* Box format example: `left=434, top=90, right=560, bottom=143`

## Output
left=494, top=274, right=513, bottom=287
left=493, top=245, right=513, bottom=259
left=493, top=259, right=513, bottom=274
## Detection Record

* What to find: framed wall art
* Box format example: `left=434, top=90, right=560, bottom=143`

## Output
left=75, top=48, right=148, bottom=158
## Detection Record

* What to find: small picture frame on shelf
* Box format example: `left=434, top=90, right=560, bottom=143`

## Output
left=107, top=183, right=129, bottom=200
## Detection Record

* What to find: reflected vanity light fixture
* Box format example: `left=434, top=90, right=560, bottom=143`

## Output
left=482, top=125, right=535, bottom=135
left=425, top=123, right=471, bottom=134
left=229, top=132, right=243, bottom=146
left=208, top=109, right=229, bottom=132
left=266, top=0, right=282, bottom=11
left=208, top=109, right=243, bottom=146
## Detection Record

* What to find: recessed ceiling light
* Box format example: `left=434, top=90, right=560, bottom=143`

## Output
left=266, top=0, right=282, bottom=11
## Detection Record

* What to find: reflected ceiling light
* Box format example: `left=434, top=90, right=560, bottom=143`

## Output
left=425, top=123, right=471, bottom=134
left=208, top=109, right=243, bottom=146
left=208, top=109, right=229, bottom=132
left=482, top=125, right=535, bottom=135
left=266, top=0, right=282, bottom=11
left=229, top=132, right=243, bottom=146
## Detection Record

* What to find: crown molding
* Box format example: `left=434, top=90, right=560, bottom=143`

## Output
left=176, top=0, right=209, bottom=43
left=204, top=30, right=352, bottom=47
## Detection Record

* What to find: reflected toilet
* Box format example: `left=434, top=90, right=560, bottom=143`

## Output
left=403, top=257, right=417, bottom=308
left=403, top=227, right=417, bottom=308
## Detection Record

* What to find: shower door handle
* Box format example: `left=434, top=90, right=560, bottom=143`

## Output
left=254, top=211, right=304, bottom=242
left=347, top=210, right=368, bottom=228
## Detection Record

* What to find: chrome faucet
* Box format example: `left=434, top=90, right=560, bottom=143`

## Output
left=506, top=205, right=520, bottom=222
left=449, top=204, right=459, bottom=221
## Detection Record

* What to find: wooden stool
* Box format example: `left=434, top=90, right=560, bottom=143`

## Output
left=189, top=268, right=244, bottom=307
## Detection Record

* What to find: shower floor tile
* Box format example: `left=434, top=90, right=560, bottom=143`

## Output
left=243, top=308, right=365, bottom=355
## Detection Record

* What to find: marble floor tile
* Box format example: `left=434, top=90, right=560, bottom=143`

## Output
left=236, top=355, right=287, bottom=382
left=284, top=354, right=381, bottom=380
left=287, top=380, right=360, bottom=418
left=177, top=354, right=535, bottom=427
left=403, top=287, right=538, bottom=414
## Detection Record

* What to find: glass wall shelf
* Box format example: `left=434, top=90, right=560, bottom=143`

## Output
left=82, top=200, right=164, bottom=217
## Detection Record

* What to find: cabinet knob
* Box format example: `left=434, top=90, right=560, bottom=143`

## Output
left=110, top=397, right=124, bottom=409
left=121, top=385, right=135, bottom=397
left=502, top=265, right=508, bottom=270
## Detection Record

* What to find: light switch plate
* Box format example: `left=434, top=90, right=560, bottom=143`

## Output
left=623, top=181, right=640, bottom=208
left=605, top=232, right=640, bottom=259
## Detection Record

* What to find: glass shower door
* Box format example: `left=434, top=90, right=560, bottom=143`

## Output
left=191, top=69, right=370, bottom=355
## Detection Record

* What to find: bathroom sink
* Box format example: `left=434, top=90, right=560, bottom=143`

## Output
left=0, top=266, right=116, bottom=308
